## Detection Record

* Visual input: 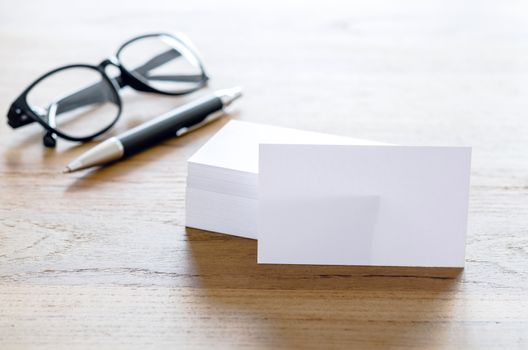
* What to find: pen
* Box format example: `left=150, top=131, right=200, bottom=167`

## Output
left=64, top=87, right=242, bottom=173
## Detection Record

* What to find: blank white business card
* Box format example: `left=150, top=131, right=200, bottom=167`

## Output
left=257, top=144, right=471, bottom=267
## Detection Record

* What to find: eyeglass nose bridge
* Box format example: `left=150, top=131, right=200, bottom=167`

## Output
left=99, top=57, right=120, bottom=69
left=98, top=57, right=128, bottom=89
left=98, top=57, right=147, bottom=92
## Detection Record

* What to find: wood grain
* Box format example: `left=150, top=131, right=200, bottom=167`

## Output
left=1, top=0, right=527, bottom=349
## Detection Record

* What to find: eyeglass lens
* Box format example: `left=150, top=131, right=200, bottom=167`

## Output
left=118, top=34, right=205, bottom=94
left=26, top=67, right=120, bottom=139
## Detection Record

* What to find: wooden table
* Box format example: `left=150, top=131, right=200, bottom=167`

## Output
left=1, top=1, right=527, bottom=349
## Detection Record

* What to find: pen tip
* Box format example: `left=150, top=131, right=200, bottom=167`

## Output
left=232, top=86, right=243, bottom=98
left=62, top=166, right=71, bottom=174
left=217, top=87, right=243, bottom=107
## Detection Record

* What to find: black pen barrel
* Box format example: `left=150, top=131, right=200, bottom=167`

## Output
left=119, top=95, right=223, bottom=156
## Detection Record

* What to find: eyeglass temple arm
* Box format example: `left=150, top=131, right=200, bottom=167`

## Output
left=132, top=49, right=182, bottom=76
left=144, top=74, right=206, bottom=82
left=54, top=83, right=109, bottom=115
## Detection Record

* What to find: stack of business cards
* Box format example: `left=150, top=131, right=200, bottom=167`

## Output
left=186, top=120, right=472, bottom=267
left=186, top=120, right=383, bottom=239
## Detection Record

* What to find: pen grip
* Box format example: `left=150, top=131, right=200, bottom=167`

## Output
left=118, top=95, right=223, bottom=157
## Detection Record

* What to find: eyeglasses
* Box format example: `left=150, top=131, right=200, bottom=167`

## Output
left=7, top=32, right=209, bottom=147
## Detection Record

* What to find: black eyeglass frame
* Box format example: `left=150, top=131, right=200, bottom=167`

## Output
left=7, top=32, right=209, bottom=147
